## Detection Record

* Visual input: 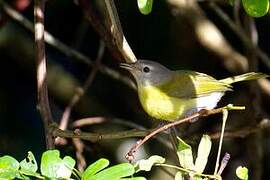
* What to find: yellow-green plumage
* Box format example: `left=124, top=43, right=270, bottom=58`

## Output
left=138, top=71, right=232, bottom=121
left=120, top=60, right=268, bottom=121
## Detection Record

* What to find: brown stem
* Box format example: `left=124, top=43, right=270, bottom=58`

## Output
left=50, top=124, right=150, bottom=142
left=34, top=0, right=54, bottom=149
left=55, top=41, right=105, bottom=146
left=59, top=42, right=105, bottom=131
left=125, top=108, right=226, bottom=162
left=78, top=0, right=136, bottom=63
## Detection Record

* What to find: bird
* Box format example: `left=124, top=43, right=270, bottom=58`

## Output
left=120, top=60, right=268, bottom=121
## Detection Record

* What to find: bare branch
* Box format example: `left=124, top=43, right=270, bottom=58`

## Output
left=104, top=0, right=136, bottom=63
left=34, top=0, right=54, bottom=149
left=78, top=0, right=136, bottom=63
left=58, top=41, right=105, bottom=134
left=0, top=1, right=136, bottom=90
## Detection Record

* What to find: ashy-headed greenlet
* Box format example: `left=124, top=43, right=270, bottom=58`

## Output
left=120, top=60, right=268, bottom=121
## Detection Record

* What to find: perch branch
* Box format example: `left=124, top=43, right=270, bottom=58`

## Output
left=125, top=105, right=244, bottom=162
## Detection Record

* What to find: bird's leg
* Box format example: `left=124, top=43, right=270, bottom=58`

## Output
left=185, top=107, right=206, bottom=123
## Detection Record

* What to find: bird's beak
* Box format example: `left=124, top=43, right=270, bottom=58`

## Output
left=119, top=63, right=135, bottom=71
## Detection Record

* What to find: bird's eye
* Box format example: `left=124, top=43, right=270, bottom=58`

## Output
left=143, top=66, right=150, bottom=73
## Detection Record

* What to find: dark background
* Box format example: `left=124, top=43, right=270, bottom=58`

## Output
left=0, top=0, right=269, bottom=179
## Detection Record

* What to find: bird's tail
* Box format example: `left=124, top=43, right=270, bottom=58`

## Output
left=219, top=72, right=268, bottom=84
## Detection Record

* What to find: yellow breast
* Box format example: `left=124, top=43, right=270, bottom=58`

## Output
left=138, top=85, right=195, bottom=121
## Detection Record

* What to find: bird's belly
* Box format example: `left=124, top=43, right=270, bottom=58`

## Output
left=138, top=87, right=194, bottom=121
left=138, top=86, right=224, bottom=121
left=196, top=92, right=224, bottom=110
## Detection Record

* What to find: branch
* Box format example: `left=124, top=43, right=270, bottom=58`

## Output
left=50, top=123, right=150, bottom=142
left=104, top=0, right=136, bottom=63
left=34, top=0, right=54, bottom=149
left=0, top=1, right=136, bottom=90
left=125, top=105, right=244, bottom=162
left=57, top=41, right=105, bottom=135
left=78, top=0, right=136, bottom=63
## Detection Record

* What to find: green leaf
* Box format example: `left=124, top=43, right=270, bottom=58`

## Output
left=242, top=0, right=269, bottom=17
left=137, top=0, right=153, bottom=15
left=20, top=151, right=38, bottom=174
left=90, top=163, right=135, bottom=180
left=194, top=135, right=212, bottom=173
left=177, top=137, right=194, bottom=170
left=82, top=158, right=109, bottom=180
left=40, top=150, right=76, bottom=179
left=0, top=156, right=20, bottom=179
left=236, top=166, right=248, bottom=180
left=135, top=155, right=165, bottom=172
left=175, top=171, right=184, bottom=180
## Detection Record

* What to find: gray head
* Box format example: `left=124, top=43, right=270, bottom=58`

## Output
left=120, top=60, right=173, bottom=86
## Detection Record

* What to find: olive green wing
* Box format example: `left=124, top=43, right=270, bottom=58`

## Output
left=158, top=70, right=232, bottom=98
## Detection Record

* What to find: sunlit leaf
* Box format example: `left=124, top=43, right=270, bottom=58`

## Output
left=20, top=151, right=38, bottom=174
left=177, top=137, right=194, bottom=170
left=0, top=156, right=20, bottom=179
left=236, top=166, right=248, bottom=180
left=242, top=0, right=269, bottom=17
left=90, top=163, right=134, bottom=180
left=82, top=158, right=109, bottom=180
left=194, top=135, right=212, bottom=173
left=40, top=150, right=75, bottom=178
left=135, top=155, right=165, bottom=172
left=137, top=0, right=153, bottom=15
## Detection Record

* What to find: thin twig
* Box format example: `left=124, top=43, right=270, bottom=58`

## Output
left=34, top=0, right=54, bottom=149
left=72, top=117, right=145, bottom=130
left=214, top=110, right=228, bottom=175
left=55, top=41, right=105, bottom=145
left=0, top=1, right=136, bottom=90
left=58, top=41, right=105, bottom=133
left=233, top=0, right=241, bottom=27
left=125, top=105, right=244, bottom=162
left=72, top=138, right=86, bottom=172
